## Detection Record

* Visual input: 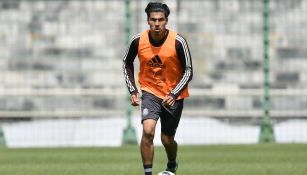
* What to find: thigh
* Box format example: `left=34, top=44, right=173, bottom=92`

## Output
left=141, top=91, right=163, bottom=123
left=160, top=99, right=184, bottom=136
left=142, top=119, right=158, bottom=136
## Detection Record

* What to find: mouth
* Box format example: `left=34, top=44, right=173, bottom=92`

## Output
left=154, top=29, right=162, bottom=33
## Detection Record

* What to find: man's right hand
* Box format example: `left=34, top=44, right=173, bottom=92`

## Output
left=130, top=92, right=140, bottom=106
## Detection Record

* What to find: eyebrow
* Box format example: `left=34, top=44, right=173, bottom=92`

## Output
left=149, top=17, right=165, bottom=21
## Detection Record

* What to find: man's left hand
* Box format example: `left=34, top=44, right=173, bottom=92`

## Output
left=162, top=94, right=175, bottom=107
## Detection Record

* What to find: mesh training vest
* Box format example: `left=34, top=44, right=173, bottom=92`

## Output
left=138, top=30, right=189, bottom=99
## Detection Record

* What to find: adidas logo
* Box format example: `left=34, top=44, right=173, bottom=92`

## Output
left=146, top=55, right=166, bottom=68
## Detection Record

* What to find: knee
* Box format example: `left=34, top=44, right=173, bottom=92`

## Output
left=161, top=134, right=175, bottom=146
left=142, top=130, right=155, bottom=143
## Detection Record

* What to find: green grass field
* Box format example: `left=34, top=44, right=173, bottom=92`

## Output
left=0, top=144, right=306, bottom=175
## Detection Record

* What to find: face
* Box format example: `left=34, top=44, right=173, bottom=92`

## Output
left=147, top=12, right=168, bottom=36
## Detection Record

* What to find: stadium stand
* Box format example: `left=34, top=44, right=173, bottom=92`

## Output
left=0, top=0, right=306, bottom=117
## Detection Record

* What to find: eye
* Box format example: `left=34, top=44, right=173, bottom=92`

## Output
left=150, top=18, right=157, bottom=22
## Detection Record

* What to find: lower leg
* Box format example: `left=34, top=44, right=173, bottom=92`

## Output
left=141, top=119, right=157, bottom=175
left=140, top=133, right=154, bottom=165
left=161, top=134, right=177, bottom=161
left=161, top=134, right=178, bottom=172
left=141, top=136, right=154, bottom=175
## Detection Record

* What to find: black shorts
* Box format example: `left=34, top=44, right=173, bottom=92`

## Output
left=141, top=91, right=184, bottom=136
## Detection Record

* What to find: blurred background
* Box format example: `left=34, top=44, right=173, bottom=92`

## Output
left=0, top=0, right=306, bottom=148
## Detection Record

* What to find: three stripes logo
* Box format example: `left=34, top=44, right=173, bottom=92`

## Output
left=146, top=55, right=166, bottom=68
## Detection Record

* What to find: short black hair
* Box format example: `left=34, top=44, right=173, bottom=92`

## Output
left=145, top=2, right=170, bottom=18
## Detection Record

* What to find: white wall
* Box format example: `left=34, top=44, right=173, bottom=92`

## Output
left=2, top=117, right=307, bottom=148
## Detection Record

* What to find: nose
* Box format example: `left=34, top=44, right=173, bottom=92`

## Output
left=155, top=20, right=159, bottom=25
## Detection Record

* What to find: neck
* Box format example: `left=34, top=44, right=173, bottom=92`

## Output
left=150, top=30, right=167, bottom=42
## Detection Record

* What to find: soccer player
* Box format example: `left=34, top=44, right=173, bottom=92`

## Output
left=123, top=2, right=193, bottom=175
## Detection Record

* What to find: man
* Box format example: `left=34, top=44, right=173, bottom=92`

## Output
left=123, top=2, right=193, bottom=175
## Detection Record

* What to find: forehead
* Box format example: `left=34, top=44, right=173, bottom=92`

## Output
left=148, top=11, right=166, bottom=19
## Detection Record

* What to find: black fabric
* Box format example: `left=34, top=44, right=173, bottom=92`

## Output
left=123, top=36, right=139, bottom=94
left=141, top=91, right=184, bottom=136
left=143, top=164, right=152, bottom=175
